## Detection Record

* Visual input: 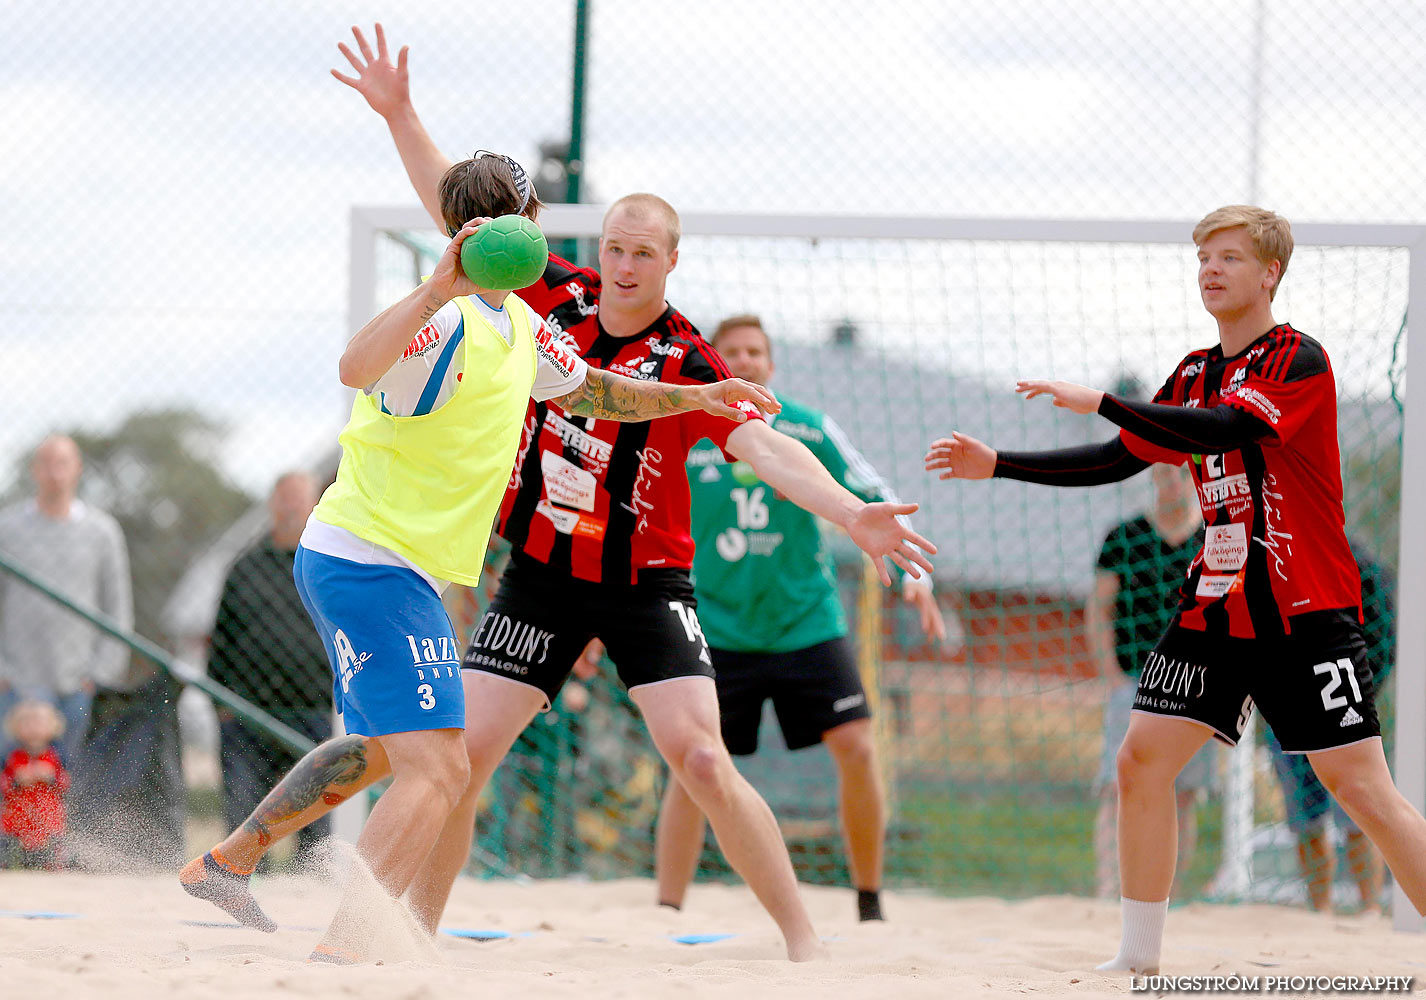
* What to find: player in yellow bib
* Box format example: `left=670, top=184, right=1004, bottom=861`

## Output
left=180, top=154, right=776, bottom=963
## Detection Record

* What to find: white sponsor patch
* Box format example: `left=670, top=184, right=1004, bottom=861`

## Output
left=1204, top=523, right=1248, bottom=571
left=535, top=499, right=582, bottom=534
left=541, top=451, right=597, bottom=511
left=1196, top=574, right=1237, bottom=598
left=833, top=693, right=866, bottom=713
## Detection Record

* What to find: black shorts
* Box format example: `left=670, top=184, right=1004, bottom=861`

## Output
left=461, top=553, right=714, bottom=705
left=1134, top=610, right=1379, bottom=753
left=712, top=636, right=870, bottom=755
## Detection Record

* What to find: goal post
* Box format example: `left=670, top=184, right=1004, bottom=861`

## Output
left=349, top=205, right=1423, bottom=920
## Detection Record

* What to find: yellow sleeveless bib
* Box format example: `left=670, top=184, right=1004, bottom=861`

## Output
left=313, top=293, right=535, bottom=585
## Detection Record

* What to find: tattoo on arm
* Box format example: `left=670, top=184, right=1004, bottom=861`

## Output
left=240, top=735, right=372, bottom=847
left=557, top=367, right=693, bottom=421
left=417, top=290, right=445, bottom=324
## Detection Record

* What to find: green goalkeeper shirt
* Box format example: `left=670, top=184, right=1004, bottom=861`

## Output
left=688, top=398, right=892, bottom=653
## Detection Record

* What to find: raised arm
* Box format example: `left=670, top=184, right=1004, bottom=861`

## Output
left=549, top=368, right=779, bottom=423
left=340, top=219, right=492, bottom=388
left=725, top=420, right=935, bottom=586
left=332, top=23, right=454, bottom=230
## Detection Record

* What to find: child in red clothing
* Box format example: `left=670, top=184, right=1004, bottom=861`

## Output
left=1, top=700, right=69, bottom=869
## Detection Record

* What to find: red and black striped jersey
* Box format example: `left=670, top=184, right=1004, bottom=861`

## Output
left=1120, top=324, right=1361, bottom=639
left=497, top=253, right=763, bottom=584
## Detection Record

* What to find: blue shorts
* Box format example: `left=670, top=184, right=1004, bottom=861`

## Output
left=293, top=545, right=465, bottom=737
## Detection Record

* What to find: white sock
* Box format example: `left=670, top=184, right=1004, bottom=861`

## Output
left=1095, top=896, right=1167, bottom=974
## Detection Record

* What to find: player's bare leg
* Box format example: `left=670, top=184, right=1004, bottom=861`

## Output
left=634, top=676, right=823, bottom=962
left=313, top=727, right=469, bottom=961
left=1097, top=713, right=1211, bottom=975
left=180, top=734, right=391, bottom=930
left=654, top=777, right=708, bottom=910
left=1307, top=740, right=1426, bottom=915
left=406, top=672, right=545, bottom=933
left=823, top=718, right=887, bottom=920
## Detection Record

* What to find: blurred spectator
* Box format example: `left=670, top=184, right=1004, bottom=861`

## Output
left=1086, top=463, right=1213, bottom=899
left=208, top=471, right=331, bottom=860
left=1, top=699, right=70, bottom=869
left=0, top=435, right=132, bottom=770
left=1265, top=540, right=1395, bottom=914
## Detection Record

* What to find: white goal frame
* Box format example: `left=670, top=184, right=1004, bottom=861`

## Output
left=349, top=205, right=1426, bottom=929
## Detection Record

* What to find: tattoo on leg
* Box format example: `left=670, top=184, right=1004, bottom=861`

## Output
left=242, top=735, right=371, bottom=846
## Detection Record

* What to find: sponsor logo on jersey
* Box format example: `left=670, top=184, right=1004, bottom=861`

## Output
left=1204, top=523, right=1248, bottom=572
left=401, top=323, right=441, bottom=361
left=541, top=451, right=598, bottom=511
left=1180, top=360, right=1205, bottom=378
left=1195, top=573, right=1240, bottom=598
left=534, top=321, right=580, bottom=378
left=713, top=526, right=784, bottom=561
left=535, top=499, right=607, bottom=539
left=1226, top=366, right=1249, bottom=394
left=1201, top=474, right=1251, bottom=507
left=566, top=282, right=598, bottom=317
left=608, top=355, right=660, bottom=379
left=686, top=447, right=728, bottom=469
left=715, top=527, right=748, bottom=561
left=620, top=447, right=664, bottom=533
left=543, top=411, right=614, bottom=469
left=833, top=693, right=866, bottom=713
left=698, top=464, right=721, bottom=483
left=1232, top=386, right=1282, bottom=425
left=769, top=420, right=824, bottom=444
left=646, top=336, right=686, bottom=359
left=1340, top=706, right=1365, bottom=727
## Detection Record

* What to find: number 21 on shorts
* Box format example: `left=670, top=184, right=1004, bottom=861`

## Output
left=1314, top=657, right=1362, bottom=710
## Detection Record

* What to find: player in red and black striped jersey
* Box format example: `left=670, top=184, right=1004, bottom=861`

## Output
left=330, top=25, right=936, bottom=962
left=926, top=205, right=1426, bottom=974
left=497, top=249, right=764, bottom=583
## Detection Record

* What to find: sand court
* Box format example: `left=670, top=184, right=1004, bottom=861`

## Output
left=1, top=864, right=1421, bottom=998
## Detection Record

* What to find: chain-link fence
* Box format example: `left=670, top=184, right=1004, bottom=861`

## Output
left=2, top=1, right=1421, bottom=905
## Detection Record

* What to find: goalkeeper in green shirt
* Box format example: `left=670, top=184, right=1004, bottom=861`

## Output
left=653, top=315, right=946, bottom=922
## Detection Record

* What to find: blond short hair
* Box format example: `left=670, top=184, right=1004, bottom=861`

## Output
left=1192, top=205, right=1294, bottom=300
left=604, top=193, right=681, bottom=251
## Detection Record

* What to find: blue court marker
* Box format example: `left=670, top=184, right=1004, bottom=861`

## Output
left=0, top=909, right=81, bottom=920
left=442, top=928, right=512, bottom=941
left=180, top=919, right=243, bottom=929
left=670, top=932, right=737, bottom=945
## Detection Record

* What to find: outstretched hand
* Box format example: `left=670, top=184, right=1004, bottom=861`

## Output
left=331, top=23, right=411, bottom=119
left=924, top=432, right=996, bottom=480
left=1015, top=379, right=1104, bottom=415
left=693, top=378, right=781, bottom=422
left=847, top=502, right=936, bottom=587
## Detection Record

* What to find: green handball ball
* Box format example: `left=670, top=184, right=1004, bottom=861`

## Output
left=460, top=215, right=549, bottom=291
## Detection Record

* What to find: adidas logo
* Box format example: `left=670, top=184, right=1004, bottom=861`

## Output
left=1340, top=706, right=1364, bottom=728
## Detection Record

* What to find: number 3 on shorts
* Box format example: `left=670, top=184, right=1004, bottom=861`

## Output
left=1313, top=657, right=1362, bottom=711
left=417, top=682, right=436, bottom=710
